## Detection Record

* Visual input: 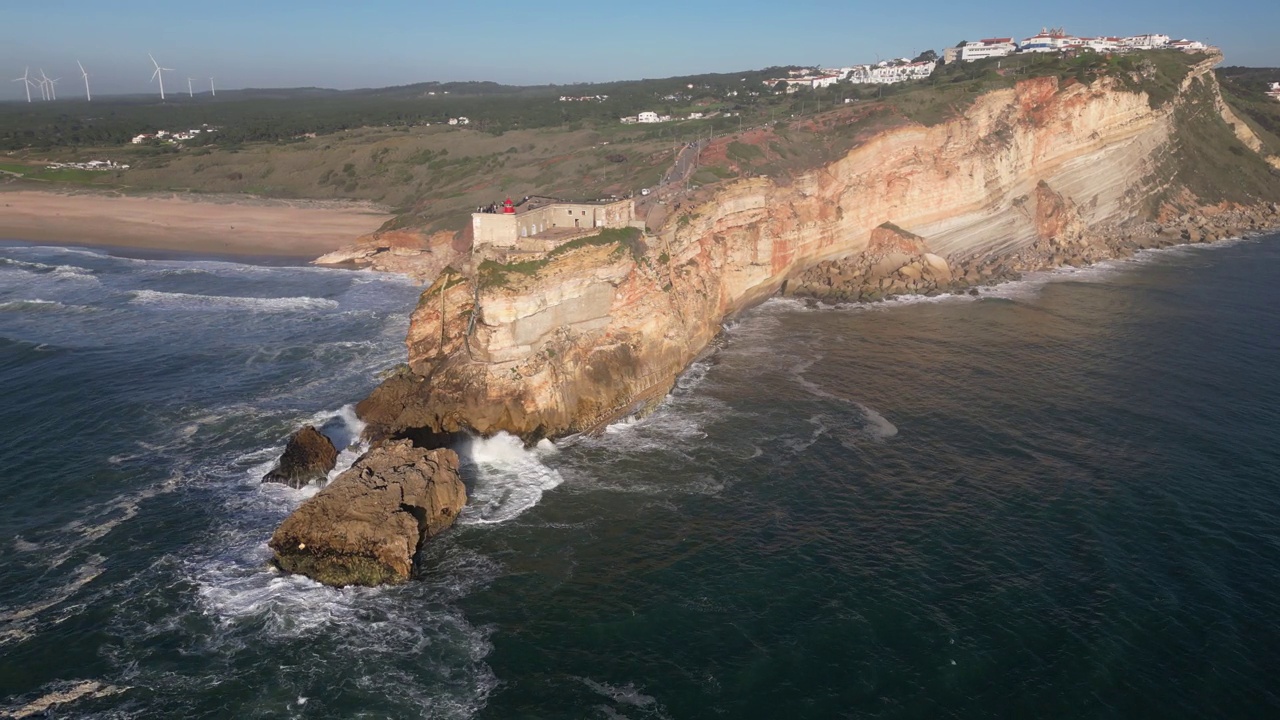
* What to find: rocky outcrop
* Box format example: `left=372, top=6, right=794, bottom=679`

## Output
left=356, top=57, right=1280, bottom=443
left=785, top=223, right=956, bottom=302
left=268, top=440, right=466, bottom=586
left=262, top=426, right=338, bottom=489
left=313, top=228, right=469, bottom=282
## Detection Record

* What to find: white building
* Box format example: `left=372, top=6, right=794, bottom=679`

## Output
left=1169, top=39, right=1208, bottom=52
left=1268, top=82, right=1280, bottom=101
left=810, top=74, right=841, bottom=89
left=1122, top=34, right=1171, bottom=49
left=688, top=112, right=704, bottom=120
left=1020, top=29, right=1075, bottom=53
left=960, top=38, right=1016, bottom=61
left=847, top=61, right=937, bottom=85
left=1082, top=37, right=1123, bottom=53
left=637, top=111, right=661, bottom=123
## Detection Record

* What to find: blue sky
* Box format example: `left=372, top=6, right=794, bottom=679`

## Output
left=3, top=0, right=1278, bottom=98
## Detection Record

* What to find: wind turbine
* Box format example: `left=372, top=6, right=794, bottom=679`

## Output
left=209, top=77, right=215, bottom=97
left=187, top=77, right=194, bottom=98
left=77, top=61, right=91, bottom=101
left=48, top=74, right=60, bottom=100
left=149, top=53, right=173, bottom=101
left=37, top=70, right=51, bottom=101
left=11, top=67, right=33, bottom=103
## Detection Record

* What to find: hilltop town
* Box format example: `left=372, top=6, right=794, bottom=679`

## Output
left=621, top=28, right=1213, bottom=124
left=761, top=29, right=1206, bottom=96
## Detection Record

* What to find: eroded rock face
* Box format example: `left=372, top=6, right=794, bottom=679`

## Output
left=268, top=440, right=466, bottom=587
left=357, top=60, right=1280, bottom=443
left=313, top=228, right=469, bottom=282
left=262, top=426, right=338, bottom=489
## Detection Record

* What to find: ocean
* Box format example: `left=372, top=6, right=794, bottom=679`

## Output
left=1, top=234, right=1278, bottom=719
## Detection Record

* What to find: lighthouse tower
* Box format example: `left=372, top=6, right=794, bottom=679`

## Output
left=503, top=197, right=515, bottom=214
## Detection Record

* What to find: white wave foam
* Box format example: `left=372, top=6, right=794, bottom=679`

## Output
left=791, top=360, right=898, bottom=440
left=858, top=403, right=898, bottom=438
left=2, top=680, right=129, bottom=719
left=129, top=289, right=339, bottom=312
left=0, top=556, right=104, bottom=645
left=300, top=403, right=369, bottom=482
left=457, top=433, right=564, bottom=524
left=50, top=264, right=96, bottom=279
left=0, top=257, right=56, bottom=272
left=675, top=360, right=712, bottom=391
left=0, top=298, right=65, bottom=311
left=578, top=677, right=670, bottom=718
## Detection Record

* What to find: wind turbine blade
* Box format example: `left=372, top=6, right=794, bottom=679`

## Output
left=149, top=53, right=160, bottom=68
left=77, top=60, right=86, bottom=75
left=152, top=68, right=161, bottom=81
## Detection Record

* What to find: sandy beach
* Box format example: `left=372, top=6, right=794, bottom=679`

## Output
left=0, top=190, right=392, bottom=258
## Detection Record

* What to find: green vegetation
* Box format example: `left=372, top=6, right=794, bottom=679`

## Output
left=2, top=51, right=1267, bottom=239
left=478, top=226, right=644, bottom=288
left=0, top=161, right=107, bottom=183
left=726, top=141, right=763, bottom=164
left=1158, top=79, right=1280, bottom=207
left=1217, top=66, right=1280, bottom=157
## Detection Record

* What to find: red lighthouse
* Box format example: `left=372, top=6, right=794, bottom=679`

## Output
left=503, top=197, right=515, bottom=214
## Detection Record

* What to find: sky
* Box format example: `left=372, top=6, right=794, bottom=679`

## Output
left=3, top=0, right=1279, bottom=99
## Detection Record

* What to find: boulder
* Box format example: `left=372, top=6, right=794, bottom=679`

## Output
left=920, top=253, right=952, bottom=283
left=262, top=426, right=338, bottom=489
left=268, top=440, right=467, bottom=587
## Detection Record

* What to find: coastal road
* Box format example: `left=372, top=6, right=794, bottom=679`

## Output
left=662, top=139, right=706, bottom=187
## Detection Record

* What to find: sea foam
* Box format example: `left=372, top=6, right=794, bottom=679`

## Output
left=130, top=289, right=339, bottom=312
left=457, top=432, right=564, bottom=524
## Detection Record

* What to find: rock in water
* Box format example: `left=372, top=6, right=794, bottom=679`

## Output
left=262, top=426, right=338, bottom=489
left=268, top=440, right=466, bottom=587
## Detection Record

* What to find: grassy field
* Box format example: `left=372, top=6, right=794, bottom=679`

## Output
left=1, top=50, right=1261, bottom=237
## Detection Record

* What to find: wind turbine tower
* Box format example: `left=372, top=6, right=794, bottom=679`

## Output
left=149, top=53, right=174, bottom=101
left=209, top=77, right=216, bottom=97
left=78, top=61, right=91, bottom=102
left=187, top=77, right=194, bottom=98
left=11, top=67, right=33, bottom=103
left=38, top=70, right=52, bottom=101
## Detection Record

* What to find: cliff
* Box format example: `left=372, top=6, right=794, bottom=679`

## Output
left=358, top=54, right=1280, bottom=442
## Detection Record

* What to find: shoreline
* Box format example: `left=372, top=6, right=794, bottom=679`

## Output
left=0, top=189, right=391, bottom=259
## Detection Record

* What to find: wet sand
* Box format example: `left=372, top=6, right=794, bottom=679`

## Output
left=0, top=190, right=391, bottom=258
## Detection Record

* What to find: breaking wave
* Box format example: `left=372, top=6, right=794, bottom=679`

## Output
left=457, top=433, right=564, bottom=524
left=129, top=289, right=339, bottom=312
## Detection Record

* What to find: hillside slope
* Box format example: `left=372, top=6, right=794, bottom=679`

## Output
left=358, top=53, right=1280, bottom=443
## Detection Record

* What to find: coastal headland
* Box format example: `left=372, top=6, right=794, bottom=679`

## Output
left=0, top=190, right=391, bottom=257
left=351, top=51, right=1280, bottom=445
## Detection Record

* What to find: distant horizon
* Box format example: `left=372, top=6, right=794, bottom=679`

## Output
left=4, top=0, right=1278, bottom=100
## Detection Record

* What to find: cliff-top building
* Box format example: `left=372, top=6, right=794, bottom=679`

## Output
left=472, top=196, right=635, bottom=254
left=960, top=38, right=1017, bottom=61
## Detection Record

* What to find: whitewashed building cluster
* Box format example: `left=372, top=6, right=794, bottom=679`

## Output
left=620, top=111, right=675, bottom=124
left=845, top=61, right=938, bottom=85
left=763, top=60, right=937, bottom=91
left=559, top=94, right=609, bottom=102
left=951, top=30, right=1208, bottom=63
left=44, top=159, right=129, bottom=171
left=1267, top=82, right=1280, bottom=101
left=131, top=127, right=215, bottom=144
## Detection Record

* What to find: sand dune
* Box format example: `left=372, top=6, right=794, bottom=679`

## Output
left=0, top=190, right=390, bottom=258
